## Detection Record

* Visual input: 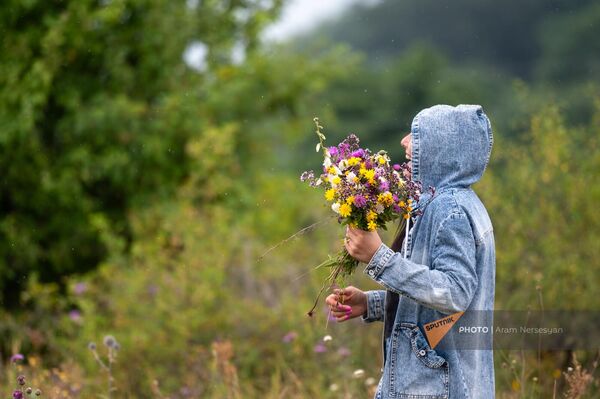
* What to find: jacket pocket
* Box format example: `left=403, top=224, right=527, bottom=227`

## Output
left=388, top=322, right=449, bottom=398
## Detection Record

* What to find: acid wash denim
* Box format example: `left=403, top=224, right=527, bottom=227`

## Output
left=361, top=104, right=496, bottom=399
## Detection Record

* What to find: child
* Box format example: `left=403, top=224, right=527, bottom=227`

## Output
left=326, top=104, right=495, bottom=398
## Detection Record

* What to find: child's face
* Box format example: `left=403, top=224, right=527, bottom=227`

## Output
left=401, top=133, right=412, bottom=161
left=401, top=133, right=413, bottom=179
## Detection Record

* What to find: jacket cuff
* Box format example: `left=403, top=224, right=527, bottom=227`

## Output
left=360, top=290, right=386, bottom=323
left=364, top=242, right=396, bottom=279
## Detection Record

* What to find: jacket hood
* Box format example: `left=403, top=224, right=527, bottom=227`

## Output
left=411, top=104, right=493, bottom=194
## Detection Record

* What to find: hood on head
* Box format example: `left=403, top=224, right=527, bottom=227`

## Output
left=410, top=104, right=493, bottom=192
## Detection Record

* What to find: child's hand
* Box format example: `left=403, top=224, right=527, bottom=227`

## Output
left=344, top=226, right=382, bottom=263
left=325, top=286, right=368, bottom=322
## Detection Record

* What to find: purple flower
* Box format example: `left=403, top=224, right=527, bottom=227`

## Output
left=351, top=149, right=365, bottom=158
left=393, top=205, right=402, bottom=213
left=393, top=164, right=401, bottom=171
left=379, top=181, right=389, bottom=191
left=337, top=347, right=351, bottom=357
left=10, top=354, right=24, bottom=363
left=282, top=331, right=298, bottom=344
left=68, top=309, right=83, bottom=323
left=354, top=195, right=367, bottom=208
left=313, top=342, right=327, bottom=353
left=73, top=282, right=87, bottom=295
left=328, top=146, right=339, bottom=157
left=13, top=390, right=23, bottom=399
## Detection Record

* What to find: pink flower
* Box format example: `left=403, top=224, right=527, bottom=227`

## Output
left=73, top=282, right=87, bottom=295
left=68, top=309, right=83, bottom=324
left=337, top=347, right=351, bottom=357
left=282, top=331, right=298, bottom=343
left=314, top=342, right=327, bottom=353
left=10, top=354, right=24, bottom=363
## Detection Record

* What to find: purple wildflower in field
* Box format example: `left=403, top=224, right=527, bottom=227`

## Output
left=313, top=342, right=327, bottom=353
left=73, top=282, right=87, bottom=295
left=13, top=390, right=23, bottom=399
left=69, top=309, right=83, bottom=323
left=282, top=331, right=298, bottom=343
left=10, top=354, right=24, bottom=363
left=337, top=347, right=351, bottom=357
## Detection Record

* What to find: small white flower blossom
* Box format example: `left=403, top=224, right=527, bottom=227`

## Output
left=331, top=202, right=341, bottom=214
left=352, top=369, right=365, bottom=378
left=329, top=383, right=339, bottom=392
left=375, top=203, right=384, bottom=214
left=338, top=159, right=348, bottom=171
left=346, top=171, right=357, bottom=183
left=323, top=157, right=332, bottom=169
left=323, top=335, right=333, bottom=342
left=365, top=377, right=376, bottom=386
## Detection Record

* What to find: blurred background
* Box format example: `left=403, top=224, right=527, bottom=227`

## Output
left=1, top=0, right=599, bottom=397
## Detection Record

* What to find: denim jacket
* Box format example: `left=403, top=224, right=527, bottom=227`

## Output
left=362, top=104, right=495, bottom=398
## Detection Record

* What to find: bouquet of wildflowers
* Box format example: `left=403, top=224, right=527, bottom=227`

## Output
left=301, top=118, right=423, bottom=316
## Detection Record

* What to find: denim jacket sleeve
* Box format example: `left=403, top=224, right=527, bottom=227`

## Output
left=360, top=290, right=386, bottom=323
left=364, top=212, right=478, bottom=314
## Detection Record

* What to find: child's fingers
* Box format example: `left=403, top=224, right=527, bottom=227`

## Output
left=325, top=293, right=338, bottom=307
left=336, top=313, right=352, bottom=322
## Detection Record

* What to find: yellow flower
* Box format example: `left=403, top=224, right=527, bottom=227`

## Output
left=367, top=220, right=378, bottom=231
left=366, top=210, right=377, bottom=222
left=403, top=213, right=410, bottom=219
left=399, top=201, right=406, bottom=208
left=377, top=192, right=394, bottom=206
left=347, top=157, right=361, bottom=166
left=339, top=203, right=352, bottom=217
left=331, top=176, right=341, bottom=185
left=346, top=196, right=355, bottom=205
left=325, top=189, right=336, bottom=201
left=327, top=167, right=337, bottom=175
left=378, top=157, right=386, bottom=165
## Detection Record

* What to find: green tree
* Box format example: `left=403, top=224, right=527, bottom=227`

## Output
left=0, top=0, right=286, bottom=306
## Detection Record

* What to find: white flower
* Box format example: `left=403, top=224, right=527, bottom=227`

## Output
left=331, top=202, right=341, bottom=214
left=323, top=156, right=332, bottom=169
left=365, top=377, right=376, bottom=386
left=338, top=159, right=348, bottom=171
left=315, top=178, right=322, bottom=186
left=375, top=203, right=384, bottom=214
left=352, top=369, right=365, bottom=378
left=329, top=383, right=339, bottom=392
left=323, top=335, right=333, bottom=342
left=346, top=171, right=357, bottom=183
